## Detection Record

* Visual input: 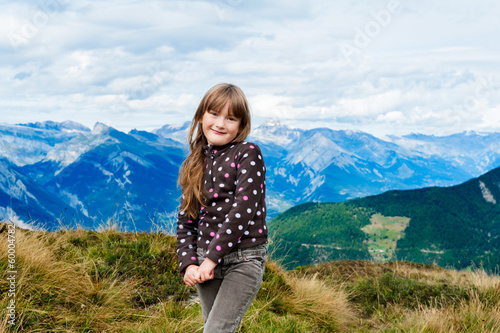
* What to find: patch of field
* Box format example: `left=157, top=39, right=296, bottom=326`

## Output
left=362, top=213, right=410, bottom=262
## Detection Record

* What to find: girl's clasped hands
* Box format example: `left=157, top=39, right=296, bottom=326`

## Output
left=183, top=258, right=217, bottom=287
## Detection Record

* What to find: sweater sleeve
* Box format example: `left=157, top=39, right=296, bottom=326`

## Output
left=176, top=197, right=200, bottom=274
left=205, top=143, right=266, bottom=264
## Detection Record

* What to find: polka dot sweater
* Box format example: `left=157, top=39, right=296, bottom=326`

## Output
left=176, top=141, right=267, bottom=274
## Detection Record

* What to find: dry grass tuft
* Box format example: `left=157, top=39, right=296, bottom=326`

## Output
left=284, top=273, right=358, bottom=331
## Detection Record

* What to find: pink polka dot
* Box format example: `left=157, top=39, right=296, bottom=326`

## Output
left=187, top=220, right=193, bottom=223
left=261, top=184, right=263, bottom=188
left=191, top=257, right=196, bottom=260
left=239, top=187, right=244, bottom=191
left=259, top=229, right=263, bottom=233
left=216, top=234, right=220, bottom=239
left=210, top=232, right=215, bottom=237
left=214, top=150, right=218, bottom=154
left=214, top=193, right=218, bottom=198
left=206, top=164, right=208, bottom=169
left=243, top=196, right=248, bottom=201
left=216, top=245, right=221, bottom=251
left=225, top=173, right=229, bottom=178
left=250, top=145, right=255, bottom=149
left=231, top=163, right=236, bottom=167
left=209, top=188, right=213, bottom=192
left=237, top=164, right=240, bottom=168
left=235, top=155, right=238, bottom=159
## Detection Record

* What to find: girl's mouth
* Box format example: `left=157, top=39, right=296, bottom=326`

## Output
left=211, top=129, right=226, bottom=135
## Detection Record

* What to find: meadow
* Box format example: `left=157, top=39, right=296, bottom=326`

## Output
left=1, top=222, right=499, bottom=332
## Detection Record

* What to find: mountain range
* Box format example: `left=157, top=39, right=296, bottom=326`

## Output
left=268, top=164, right=500, bottom=272
left=1, top=120, right=499, bottom=231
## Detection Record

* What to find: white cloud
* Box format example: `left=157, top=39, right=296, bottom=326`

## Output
left=0, top=0, right=499, bottom=137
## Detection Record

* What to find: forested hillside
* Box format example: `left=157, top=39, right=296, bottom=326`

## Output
left=269, top=166, right=500, bottom=272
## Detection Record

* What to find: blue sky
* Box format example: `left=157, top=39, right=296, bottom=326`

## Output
left=1, top=0, right=499, bottom=137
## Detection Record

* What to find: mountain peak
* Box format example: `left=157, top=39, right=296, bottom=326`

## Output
left=92, top=122, right=111, bottom=135
left=18, top=120, right=90, bottom=132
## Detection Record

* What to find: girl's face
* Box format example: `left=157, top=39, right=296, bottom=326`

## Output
left=200, top=101, right=241, bottom=146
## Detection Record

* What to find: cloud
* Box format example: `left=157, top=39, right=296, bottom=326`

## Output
left=0, top=0, right=499, bottom=137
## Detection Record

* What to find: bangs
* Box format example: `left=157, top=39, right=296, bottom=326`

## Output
left=205, top=88, right=247, bottom=120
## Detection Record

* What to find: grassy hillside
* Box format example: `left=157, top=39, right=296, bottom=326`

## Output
left=2, top=224, right=500, bottom=332
left=268, top=166, right=500, bottom=272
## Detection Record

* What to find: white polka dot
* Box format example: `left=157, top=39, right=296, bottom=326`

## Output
left=258, top=155, right=262, bottom=159
left=219, top=183, right=225, bottom=187
left=206, top=240, right=210, bottom=244
left=218, top=167, right=223, bottom=171
left=235, top=213, right=241, bottom=218
left=226, top=229, right=232, bottom=234
left=252, top=238, right=256, bottom=242
left=217, top=207, right=222, bottom=211
left=244, top=231, right=249, bottom=235
left=212, top=202, right=216, bottom=206
left=257, top=211, right=261, bottom=216
left=225, top=198, right=230, bottom=202
left=179, top=225, right=184, bottom=229
left=225, top=157, right=230, bottom=161
left=180, top=239, right=185, bottom=243
left=238, top=225, right=243, bottom=230
left=218, top=223, right=223, bottom=227
left=228, top=242, right=233, bottom=247
left=257, top=171, right=261, bottom=176
left=250, top=161, right=256, bottom=166
left=182, top=252, right=186, bottom=256
left=233, top=203, right=238, bottom=207
left=253, top=190, right=257, bottom=195
left=187, top=232, right=192, bottom=236
left=248, top=178, right=253, bottom=183
left=247, top=208, right=252, bottom=213
left=241, top=169, right=247, bottom=174
left=200, top=231, right=203, bottom=235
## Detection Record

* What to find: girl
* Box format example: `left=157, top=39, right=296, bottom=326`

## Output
left=176, top=83, right=267, bottom=333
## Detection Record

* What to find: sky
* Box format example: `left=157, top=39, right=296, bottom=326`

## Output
left=1, top=0, right=499, bottom=138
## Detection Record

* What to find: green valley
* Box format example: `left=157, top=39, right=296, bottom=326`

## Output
left=269, top=166, right=500, bottom=272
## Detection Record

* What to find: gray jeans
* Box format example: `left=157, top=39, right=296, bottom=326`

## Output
left=196, top=244, right=267, bottom=333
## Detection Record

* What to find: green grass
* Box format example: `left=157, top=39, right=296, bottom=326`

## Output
left=361, top=214, right=410, bottom=262
left=1, top=222, right=499, bottom=332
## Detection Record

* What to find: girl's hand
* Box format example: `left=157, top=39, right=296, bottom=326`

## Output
left=198, top=258, right=217, bottom=282
left=184, top=265, right=200, bottom=287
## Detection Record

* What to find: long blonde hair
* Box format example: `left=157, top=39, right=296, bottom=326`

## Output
left=178, top=83, right=252, bottom=218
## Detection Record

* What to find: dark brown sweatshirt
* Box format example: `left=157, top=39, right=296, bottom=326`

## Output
left=176, top=140, right=267, bottom=273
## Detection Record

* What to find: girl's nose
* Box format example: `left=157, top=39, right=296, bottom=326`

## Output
left=215, top=117, right=225, bottom=128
